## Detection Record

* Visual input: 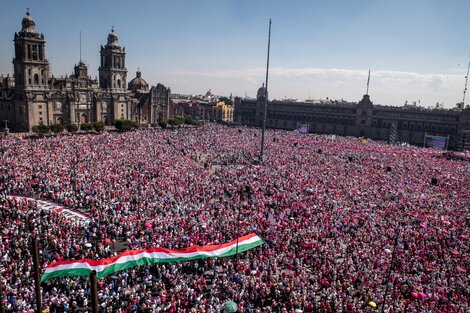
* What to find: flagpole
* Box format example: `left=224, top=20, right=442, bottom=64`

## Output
left=90, top=270, right=98, bottom=313
left=260, top=19, right=272, bottom=161
left=32, top=238, right=42, bottom=313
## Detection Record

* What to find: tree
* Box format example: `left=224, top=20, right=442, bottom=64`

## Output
left=50, top=124, right=64, bottom=134
left=80, top=123, right=93, bottom=131
left=158, top=121, right=167, bottom=129
left=67, top=124, right=79, bottom=133
left=455, top=102, right=464, bottom=109
left=184, top=115, right=196, bottom=125
left=219, top=97, right=233, bottom=105
left=93, top=121, right=105, bottom=132
left=168, top=116, right=185, bottom=127
left=174, top=116, right=185, bottom=126
left=32, top=123, right=49, bottom=135
left=167, top=118, right=177, bottom=127
left=115, top=119, right=139, bottom=132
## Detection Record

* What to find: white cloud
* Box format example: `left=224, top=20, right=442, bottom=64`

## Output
left=172, top=66, right=465, bottom=107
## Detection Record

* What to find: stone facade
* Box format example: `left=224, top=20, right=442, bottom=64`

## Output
left=131, top=81, right=171, bottom=125
left=235, top=85, right=470, bottom=150
left=0, top=12, right=170, bottom=131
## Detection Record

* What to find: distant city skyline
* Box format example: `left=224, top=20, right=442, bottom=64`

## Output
left=1, top=0, right=469, bottom=108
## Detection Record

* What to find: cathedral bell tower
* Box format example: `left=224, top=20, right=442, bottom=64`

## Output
left=98, top=27, right=127, bottom=92
left=13, top=9, right=50, bottom=91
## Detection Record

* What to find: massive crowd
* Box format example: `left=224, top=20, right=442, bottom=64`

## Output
left=0, top=124, right=468, bottom=312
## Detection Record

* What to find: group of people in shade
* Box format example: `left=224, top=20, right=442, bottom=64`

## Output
left=0, top=124, right=468, bottom=312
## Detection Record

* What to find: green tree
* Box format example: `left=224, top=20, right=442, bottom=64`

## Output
left=80, top=123, right=93, bottom=131
left=167, top=116, right=185, bottom=127
left=93, top=121, right=105, bottom=132
left=219, top=97, right=233, bottom=105
left=115, top=119, right=139, bottom=132
left=67, top=124, right=79, bottom=133
left=184, top=115, right=195, bottom=125
left=158, top=121, right=167, bottom=129
left=167, top=118, right=177, bottom=127
left=50, top=123, right=64, bottom=134
left=32, top=123, right=50, bottom=135
left=183, top=115, right=201, bottom=126
left=173, top=115, right=185, bottom=126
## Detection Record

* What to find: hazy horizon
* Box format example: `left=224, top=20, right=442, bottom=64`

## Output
left=1, top=0, right=469, bottom=108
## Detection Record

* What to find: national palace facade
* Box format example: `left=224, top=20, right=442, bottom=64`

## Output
left=0, top=11, right=170, bottom=131
left=235, top=85, right=470, bottom=150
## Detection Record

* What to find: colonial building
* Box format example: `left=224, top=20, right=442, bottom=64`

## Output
left=128, top=71, right=171, bottom=125
left=235, top=84, right=470, bottom=150
left=171, top=90, right=234, bottom=123
left=0, top=11, right=170, bottom=131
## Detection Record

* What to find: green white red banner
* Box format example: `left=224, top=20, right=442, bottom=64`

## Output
left=41, top=233, right=264, bottom=282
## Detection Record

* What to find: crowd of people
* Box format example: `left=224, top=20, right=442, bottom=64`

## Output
left=0, top=124, right=468, bottom=312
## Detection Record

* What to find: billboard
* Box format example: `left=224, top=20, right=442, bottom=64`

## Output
left=297, top=123, right=308, bottom=134
left=424, top=134, right=448, bottom=150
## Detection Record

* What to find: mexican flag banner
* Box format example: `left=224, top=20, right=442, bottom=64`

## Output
left=41, top=233, right=264, bottom=282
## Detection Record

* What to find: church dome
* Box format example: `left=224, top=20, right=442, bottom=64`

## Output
left=107, top=27, right=119, bottom=47
left=128, top=70, right=149, bottom=92
left=21, top=10, right=37, bottom=33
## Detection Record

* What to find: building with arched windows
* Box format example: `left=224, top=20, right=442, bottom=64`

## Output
left=235, top=85, right=470, bottom=150
left=0, top=11, right=170, bottom=131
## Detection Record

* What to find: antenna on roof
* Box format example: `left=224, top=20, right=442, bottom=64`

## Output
left=366, top=69, right=371, bottom=95
left=462, top=54, right=470, bottom=106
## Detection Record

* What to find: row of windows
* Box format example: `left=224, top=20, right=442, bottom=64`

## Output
left=374, top=120, right=456, bottom=133
left=267, top=112, right=356, bottom=124
left=373, top=111, right=458, bottom=122
left=270, top=105, right=355, bottom=115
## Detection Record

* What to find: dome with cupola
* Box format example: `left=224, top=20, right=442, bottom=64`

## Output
left=128, top=70, right=149, bottom=93
left=21, top=10, right=37, bottom=33
left=107, top=27, right=119, bottom=47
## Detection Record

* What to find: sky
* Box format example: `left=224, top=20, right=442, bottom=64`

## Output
left=0, top=0, right=469, bottom=108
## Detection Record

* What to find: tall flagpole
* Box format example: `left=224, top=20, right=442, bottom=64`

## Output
left=462, top=54, right=470, bottom=106
left=260, top=19, right=272, bottom=161
left=366, top=69, right=370, bottom=95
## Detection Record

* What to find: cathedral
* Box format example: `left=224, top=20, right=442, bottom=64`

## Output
left=0, top=11, right=170, bottom=131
